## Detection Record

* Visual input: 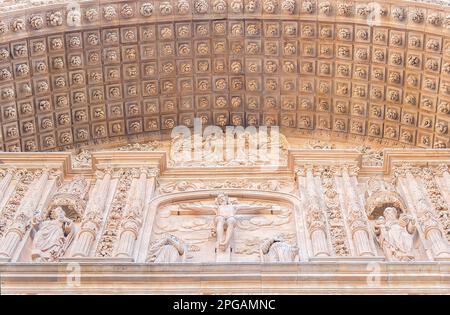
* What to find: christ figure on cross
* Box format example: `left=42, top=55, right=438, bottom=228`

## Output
left=178, top=193, right=280, bottom=253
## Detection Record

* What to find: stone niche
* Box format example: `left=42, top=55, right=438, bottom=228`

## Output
left=139, top=191, right=302, bottom=263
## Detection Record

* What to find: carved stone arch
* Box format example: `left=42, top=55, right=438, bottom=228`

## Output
left=46, top=194, right=87, bottom=221
left=366, top=190, right=408, bottom=220
left=46, top=176, right=90, bottom=221
left=135, top=189, right=312, bottom=263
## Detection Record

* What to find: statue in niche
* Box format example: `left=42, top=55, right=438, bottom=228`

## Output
left=49, top=175, right=89, bottom=221
left=260, top=236, right=297, bottom=262
left=146, top=234, right=185, bottom=263
left=374, top=207, right=416, bottom=261
left=179, top=193, right=279, bottom=252
left=203, top=132, right=223, bottom=162
left=31, top=207, right=75, bottom=262
left=170, top=133, right=192, bottom=163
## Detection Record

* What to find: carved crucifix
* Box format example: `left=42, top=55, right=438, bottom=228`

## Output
left=177, top=192, right=280, bottom=261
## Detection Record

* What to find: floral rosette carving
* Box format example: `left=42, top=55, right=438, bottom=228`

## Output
left=263, top=0, right=277, bottom=14
left=194, top=0, right=209, bottom=13
left=213, top=0, right=227, bottom=13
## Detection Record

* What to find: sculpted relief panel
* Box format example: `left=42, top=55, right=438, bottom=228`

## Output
left=30, top=206, right=76, bottom=262
left=0, top=148, right=449, bottom=266
left=147, top=193, right=298, bottom=263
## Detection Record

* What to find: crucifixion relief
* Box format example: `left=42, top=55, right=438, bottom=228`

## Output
left=177, top=193, right=281, bottom=262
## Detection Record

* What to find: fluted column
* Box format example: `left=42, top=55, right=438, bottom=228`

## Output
left=0, top=168, right=15, bottom=205
left=114, top=167, right=159, bottom=259
left=70, top=168, right=113, bottom=257
left=341, top=165, right=374, bottom=257
left=396, top=164, right=450, bottom=258
left=0, top=168, right=52, bottom=259
left=297, top=166, right=329, bottom=257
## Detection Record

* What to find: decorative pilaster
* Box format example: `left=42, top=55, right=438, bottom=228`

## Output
left=0, top=168, right=15, bottom=205
left=0, top=168, right=52, bottom=259
left=341, top=164, right=374, bottom=257
left=320, top=168, right=350, bottom=256
left=96, top=168, right=134, bottom=257
left=70, top=168, right=113, bottom=257
left=394, top=164, right=450, bottom=259
left=296, top=166, right=329, bottom=257
left=0, top=169, right=34, bottom=238
left=114, top=167, right=159, bottom=258
left=421, top=167, right=450, bottom=243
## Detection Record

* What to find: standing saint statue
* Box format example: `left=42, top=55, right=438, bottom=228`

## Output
left=31, top=207, right=75, bottom=262
left=374, top=207, right=416, bottom=261
left=178, top=193, right=279, bottom=253
left=170, top=132, right=192, bottom=164
left=202, top=132, right=223, bottom=162
left=146, top=234, right=185, bottom=263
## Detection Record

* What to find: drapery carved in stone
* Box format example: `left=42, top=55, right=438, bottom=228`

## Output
left=373, top=207, right=417, bottom=261
left=30, top=207, right=75, bottom=262
left=260, top=235, right=298, bottom=262
left=146, top=234, right=186, bottom=263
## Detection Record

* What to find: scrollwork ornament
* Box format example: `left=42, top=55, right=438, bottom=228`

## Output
left=230, top=0, right=243, bottom=12
left=120, top=4, right=134, bottom=18
left=177, top=0, right=191, bottom=14
left=427, top=12, right=443, bottom=27
left=391, top=7, right=406, bottom=22
left=11, top=18, right=25, bottom=32
left=445, top=15, right=450, bottom=30
left=29, top=15, right=44, bottom=30
left=47, top=11, right=63, bottom=26
left=336, top=2, right=352, bottom=17
left=159, top=1, right=173, bottom=15
left=263, top=0, right=277, bottom=14
left=302, top=0, right=315, bottom=14
left=103, top=5, right=118, bottom=21
left=410, top=9, right=424, bottom=24
left=85, top=8, right=99, bottom=22
left=140, top=2, right=154, bottom=16
left=281, top=0, right=295, bottom=14
left=0, top=21, right=8, bottom=35
left=213, top=0, right=227, bottom=13
left=319, top=1, right=331, bottom=15
left=194, top=0, right=209, bottom=13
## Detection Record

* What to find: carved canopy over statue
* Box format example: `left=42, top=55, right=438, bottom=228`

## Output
left=48, top=176, right=90, bottom=221
left=365, top=178, right=407, bottom=220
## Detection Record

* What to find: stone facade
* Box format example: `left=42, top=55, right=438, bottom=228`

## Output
left=0, top=0, right=449, bottom=294
left=0, top=134, right=449, bottom=293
